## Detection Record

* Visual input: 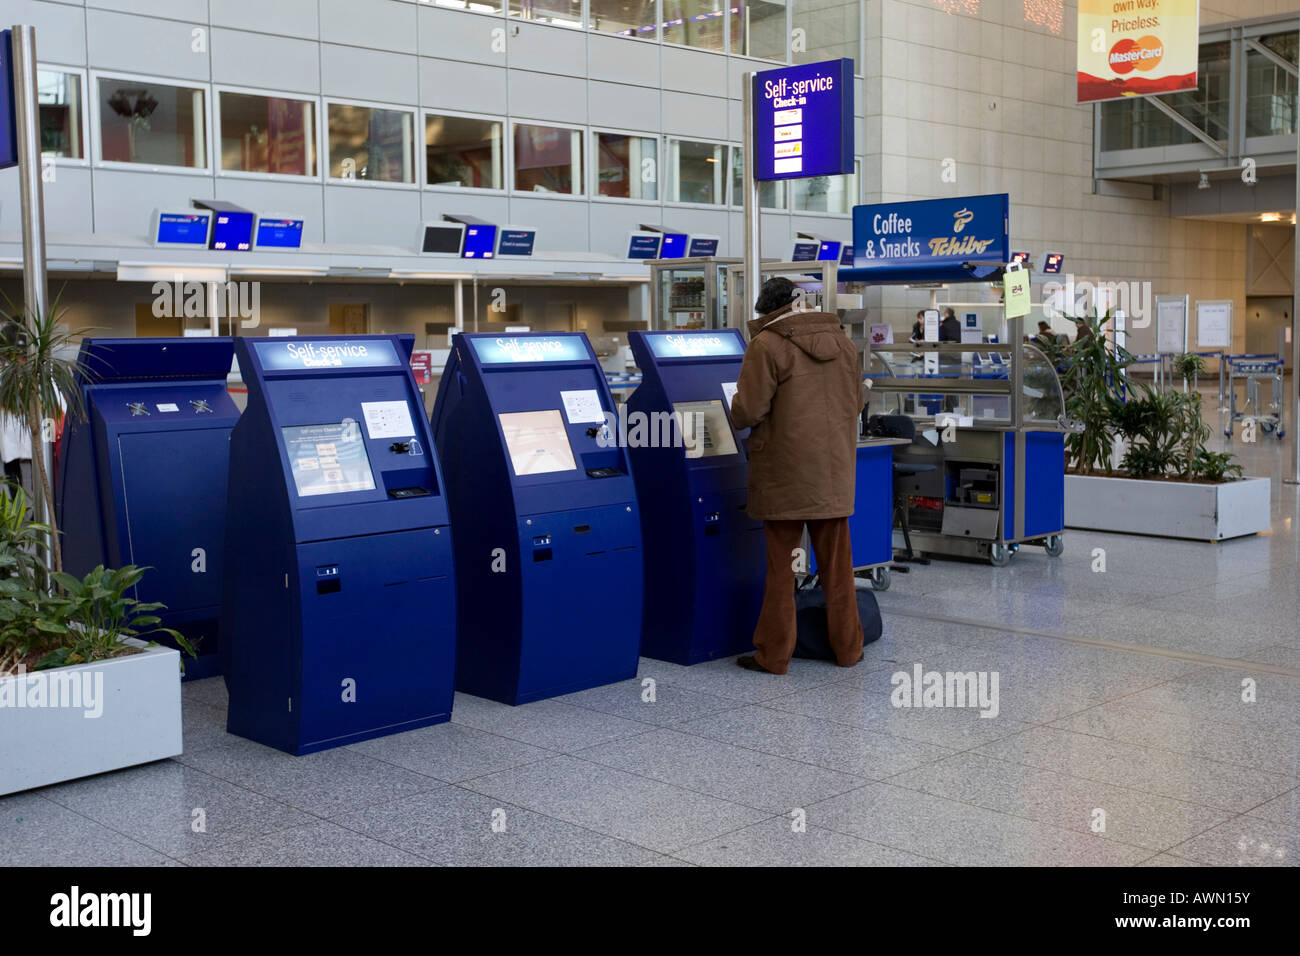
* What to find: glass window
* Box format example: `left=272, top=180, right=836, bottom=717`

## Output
left=1246, top=32, right=1298, bottom=138
left=38, top=70, right=83, bottom=159
left=1100, top=41, right=1232, bottom=150
left=429, top=0, right=504, bottom=10
left=327, top=103, right=415, bottom=183
left=596, top=132, right=657, bottom=199
left=219, top=92, right=317, bottom=176
left=732, top=0, right=787, bottom=61
left=514, top=123, right=583, bottom=194
left=792, top=0, right=860, bottom=66
left=728, top=146, right=786, bottom=208
left=792, top=165, right=857, bottom=213
left=426, top=114, right=503, bottom=189
left=98, top=77, right=206, bottom=168
left=590, top=0, right=658, bottom=37
left=510, top=0, right=583, bottom=27
left=668, top=139, right=726, bottom=204
left=663, top=0, right=728, bottom=51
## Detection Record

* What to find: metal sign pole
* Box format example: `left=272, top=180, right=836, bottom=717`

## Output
left=12, top=25, right=51, bottom=526
left=742, top=73, right=760, bottom=337
left=1289, top=152, right=1300, bottom=484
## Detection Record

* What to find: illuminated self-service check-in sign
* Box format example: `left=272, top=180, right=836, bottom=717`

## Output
left=645, top=333, right=745, bottom=360
left=751, top=58, right=854, bottom=182
left=470, top=335, right=589, bottom=365
left=253, top=338, right=402, bottom=370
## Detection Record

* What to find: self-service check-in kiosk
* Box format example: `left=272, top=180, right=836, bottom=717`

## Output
left=431, top=332, right=642, bottom=705
left=58, top=338, right=239, bottom=680
left=221, top=335, right=455, bottom=755
left=626, top=330, right=764, bottom=664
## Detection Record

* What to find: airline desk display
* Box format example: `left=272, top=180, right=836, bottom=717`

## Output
left=221, top=335, right=456, bottom=755
left=432, top=332, right=642, bottom=705
left=57, top=337, right=240, bottom=680
left=626, top=330, right=764, bottom=663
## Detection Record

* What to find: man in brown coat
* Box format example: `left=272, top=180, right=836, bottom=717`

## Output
left=729, top=277, right=866, bottom=674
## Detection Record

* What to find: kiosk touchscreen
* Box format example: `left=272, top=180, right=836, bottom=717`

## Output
left=626, top=330, right=763, bottom=663
left=222, top=335, right=456, bottom=755
left=57, top=338, right=240, bottom=680
left=431, top=332, right=642, bottom=704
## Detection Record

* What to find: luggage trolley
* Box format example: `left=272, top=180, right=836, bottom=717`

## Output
left=1224, top=354, right=1285, bottom=440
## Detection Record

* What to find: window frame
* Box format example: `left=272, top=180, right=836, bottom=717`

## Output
left=423, top=107, right=509, bottom=195
left=789, top=158, right=860, bottom=216
left=663, top=135, right=730, bottom=208
left=89, top=69, right=212, bottom=176
left=36, top=64, right=90, bottom=167
left=213, top=83, right=323, bottom=182
left=510, top=118, right=588, bottom=198
left=323, top=95, right=421, bottom=190
left=588, top=0, right=659, bottom=42
left=590, top=126, right=661, bottom=204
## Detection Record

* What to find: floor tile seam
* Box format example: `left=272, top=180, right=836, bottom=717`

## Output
left=881, top=608, right=1300, bottom=677
left=804, top=778, right=1181, bottom=859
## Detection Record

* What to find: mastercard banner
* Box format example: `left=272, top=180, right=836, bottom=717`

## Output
left=1077, top=0, right=1200, bottom=104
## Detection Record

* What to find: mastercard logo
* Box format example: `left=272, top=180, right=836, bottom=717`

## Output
left=1109, top=36, right=1163, bottom=74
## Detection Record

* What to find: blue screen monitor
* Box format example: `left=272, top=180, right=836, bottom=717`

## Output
left=817, top=241, right=842, bottom=262
left=254, top=218, right=305, bottom=249
left=1040, top=252, right=1064, bottom=275
left=687, top=236, right=719, bottom=257
left=791, top=241, right=820, bottom=262
left=210, top=211, right=255, bottom=252
left=154, top=211, right=212, bottom=247
left=461, top=224, right=498, bottom=259
left=659, top=233, right=688, bottom=258
left=496, top=227, right=537, bottom=256
left=1009, top=251, right=1031, bottom=268
left=627, top=232, right=662, bottom=259
left=839, top=244, right=854, bottom=266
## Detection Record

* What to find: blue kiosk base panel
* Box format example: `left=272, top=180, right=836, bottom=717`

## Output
left=226, top=711, right=452, bottom=758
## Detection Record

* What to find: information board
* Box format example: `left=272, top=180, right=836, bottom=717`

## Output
left=283, top=422, right=376, bottom=497
left=751, top=58, right=855, bottom=182
left=1155, top=295, right=1189, bottom=354
left=1195, top=300, right=1233, bottom=350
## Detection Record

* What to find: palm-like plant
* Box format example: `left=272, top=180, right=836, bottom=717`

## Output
left=0, top=289, right=92, bottom=575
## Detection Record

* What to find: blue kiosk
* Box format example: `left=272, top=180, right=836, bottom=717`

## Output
left=431, top=332, right=642, bottom=705
left=57, top=338, right=239, bottom=679
left=221, top=335, right=456, bottom=755
left=625, top=329, right=764, bottom=663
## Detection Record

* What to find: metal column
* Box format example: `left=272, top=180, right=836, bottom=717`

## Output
left=742, top=73, right=761, bottom=337
left=12, top=25, right=50, bottom=526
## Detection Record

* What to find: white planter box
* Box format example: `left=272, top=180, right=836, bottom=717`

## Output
left=1065, top=474, right=1271, bottom=541
left=0, top=640, right=182, bottom=796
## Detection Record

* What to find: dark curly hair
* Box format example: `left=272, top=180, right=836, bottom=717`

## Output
left=755, top=277, right=797, bottom=315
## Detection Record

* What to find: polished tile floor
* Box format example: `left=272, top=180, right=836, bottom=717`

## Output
left=4, top=410, right=1298, bottom=866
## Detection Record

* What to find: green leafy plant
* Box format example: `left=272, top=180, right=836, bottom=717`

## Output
left=38, top=565, right=194, bottom=670
left=0, top=288, right=94, bottom=574
left=0, top=481, right=49, bottom=590
left=1172, top=352, right=1205, bottom=387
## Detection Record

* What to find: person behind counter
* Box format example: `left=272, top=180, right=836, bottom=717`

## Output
left=939, top=307, right=961, bottom=342
left=910, top=310, right=925, bottom=342
left=729, top=277, right=866, bottom=675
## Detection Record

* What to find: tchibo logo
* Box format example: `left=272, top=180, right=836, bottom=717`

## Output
left=1109, top=36, right=1163, bottom=75
left=50, top=886, right=151, bottom=936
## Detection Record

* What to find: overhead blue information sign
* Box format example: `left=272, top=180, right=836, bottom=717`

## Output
left=645, top=332, right=745, bottom=360
left=497, top=229, right=536, bottom=256
left=751, top=58, right=854, bottom=182
left=0, top=31, right=15, bottom=170
left=470, top=335, right=589, bottom=365
left=850, top=193, right=1009, bottom=281
left=254, top=338, right=401, bottom=371
left=156, top=212, right=211, bottom=245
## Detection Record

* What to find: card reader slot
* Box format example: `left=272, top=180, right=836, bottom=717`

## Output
left=573, top=524, right=591, bottom=534
left=417, top=573, right=448, bottom=583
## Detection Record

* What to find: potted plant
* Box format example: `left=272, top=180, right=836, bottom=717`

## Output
left=0, top=494, right=191, bottom=794
left=1048, top=316, right=1267, bottom=540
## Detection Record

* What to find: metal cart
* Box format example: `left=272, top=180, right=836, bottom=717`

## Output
left=865, top=315, right=1073, bottom=566
left=1224, top=354, right=1285, bottom=440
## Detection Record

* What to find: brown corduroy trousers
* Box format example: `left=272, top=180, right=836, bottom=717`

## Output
left=751, top=517, right=864, bottom=674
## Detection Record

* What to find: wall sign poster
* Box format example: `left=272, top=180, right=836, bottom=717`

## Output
left=1077, top=0, right=1200, bottom=104
left=1195, top=300, right=1233, bottom=350
left=1155, top=295, right=1189, bottom=354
